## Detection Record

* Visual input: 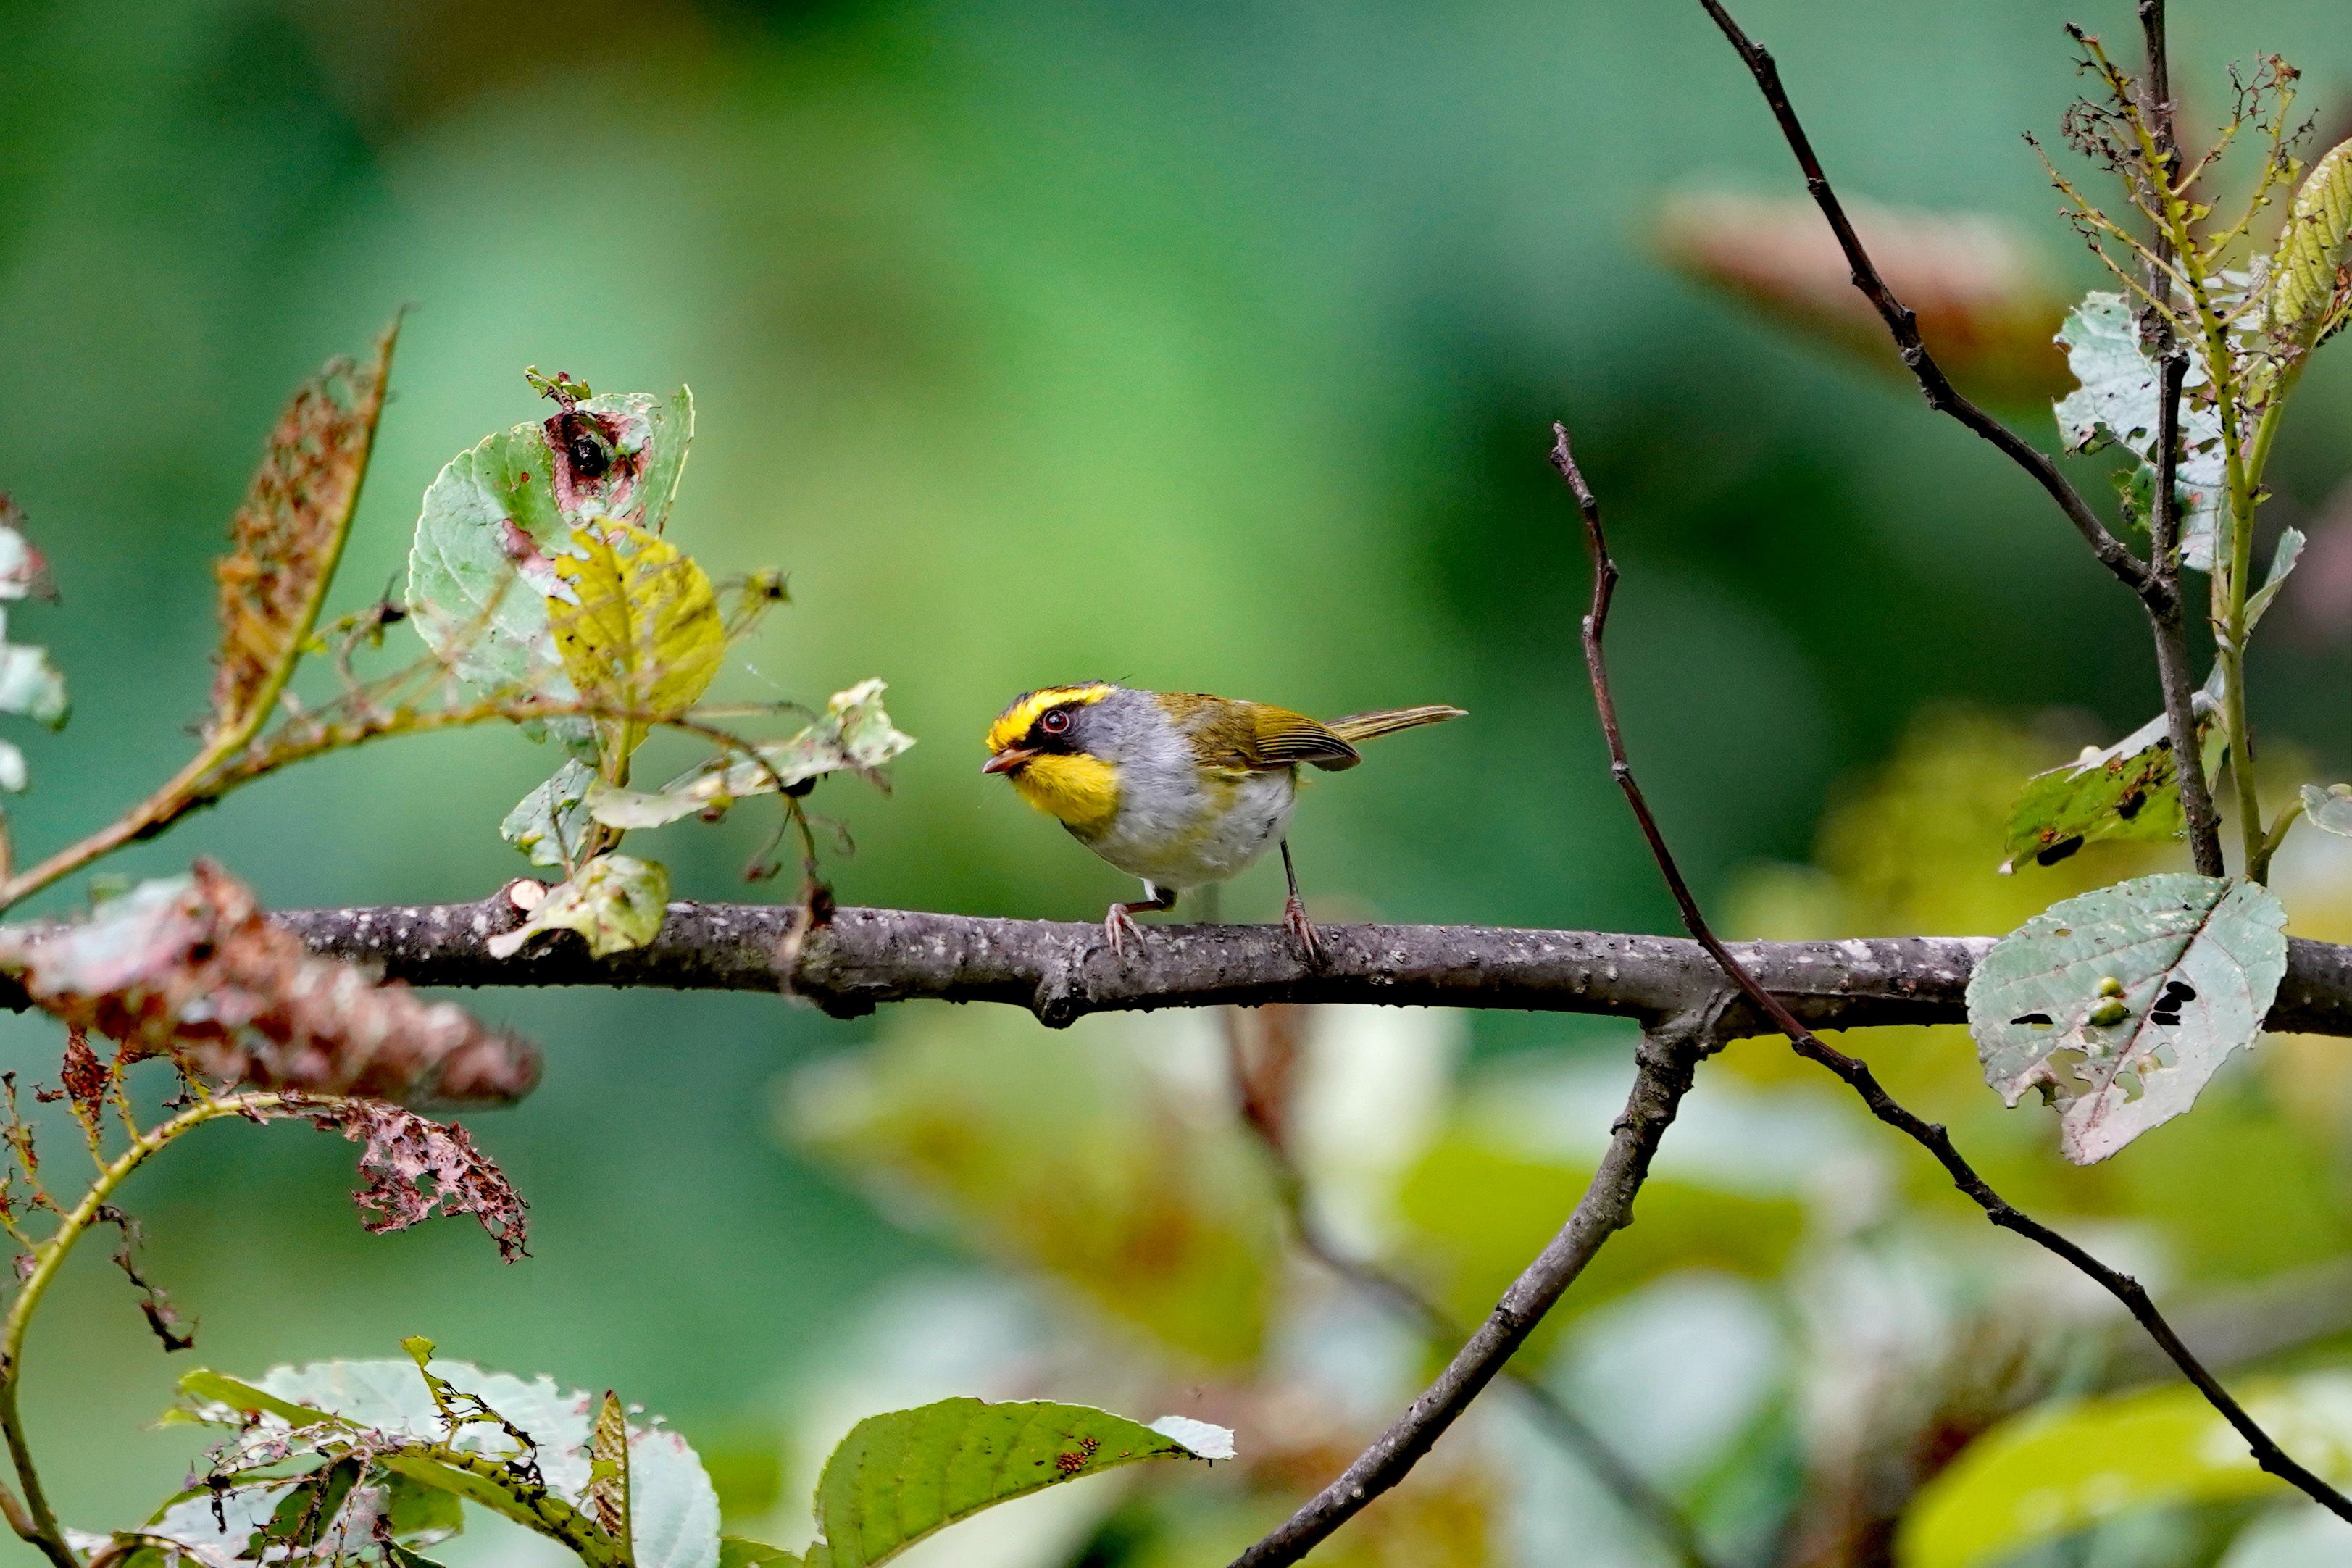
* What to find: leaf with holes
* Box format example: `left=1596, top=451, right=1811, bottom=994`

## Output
left=406, top=385, right=692, bottom=698
left=1967, top=873, right=2288, bottom=1163
left=2001, top=711, right=2198, bottom=871
left=550, top=521, right=724, bottom=767
left=503, top=758, right=599, bottom=868
left=212, top=322, right=397, bottom=743
left=585, top=679, right=914, bottom=830
left=2265, top=137, right=2352, bottom=354
left=171, top=1351, right=720, bottom=1568
left=485, top=854, right=669, bottom=959
left=2055, top=292, right=2226, bottom=569
left=796, top=1399, right=1229, bottom=1568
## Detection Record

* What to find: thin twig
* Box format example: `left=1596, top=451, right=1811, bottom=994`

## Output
left=1228, top=1014, right=1711, bottom=1568
left=1218, top=1009, right=1719, bottom=1568
left=1690, top=0, right=2161, bottom=608
left=1549, top=419, right=2352, bottom=1527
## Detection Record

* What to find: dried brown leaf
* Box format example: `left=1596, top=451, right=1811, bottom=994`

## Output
left=210, top=321, right=399, bottom=742
left=304, top=1099, right=529, bottom=1261
left=0, top=861, right=538, bottom=1106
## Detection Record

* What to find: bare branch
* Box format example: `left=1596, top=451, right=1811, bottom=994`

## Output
left=1690, top=0, right=2161, bottom=608
left=75, top=895, right=2342, bottom=1041
left=1229, top=1013, right=1713, bottom=1568
left=1550, top=418, right=2352, bottom=1528
left=1221, top=1009, right=1719, bottom=1568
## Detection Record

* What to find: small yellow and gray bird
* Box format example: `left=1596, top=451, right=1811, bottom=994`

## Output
left=982, top=683, right=1464, bottom=957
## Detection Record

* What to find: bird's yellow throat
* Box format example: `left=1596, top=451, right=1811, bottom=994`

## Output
left=1006, top=752, right=1121, bottom=838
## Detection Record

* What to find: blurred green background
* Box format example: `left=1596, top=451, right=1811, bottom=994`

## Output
left=10, top=1, right=2352, bottom=1564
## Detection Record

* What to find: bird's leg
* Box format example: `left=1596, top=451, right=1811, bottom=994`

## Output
left=1278, top=838, right=1321, bottom=965
left=1104, top=881, right=1177, bottom=956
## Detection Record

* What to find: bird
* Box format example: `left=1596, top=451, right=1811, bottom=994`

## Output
left=981, top=683, right=1464, bottom=959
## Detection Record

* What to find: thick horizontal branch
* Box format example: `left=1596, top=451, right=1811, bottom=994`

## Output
left=258, top=893, right=2352, bottom=1038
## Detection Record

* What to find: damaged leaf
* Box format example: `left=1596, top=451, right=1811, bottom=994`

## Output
left=2264, top=136, right=2352, bottom=355
left=306, top=1100, right=530, bottom=1261
left=502, top=757, right=599, bottom=868
left=2055, top=291, right=2227, bottom=569
left=550, top=520, right=724, bottom=767
left=586, top=679, right=914, bottom=830
left=212, top=322, right=399, bottom=743
left=170, top=1349, right=720, bottom=1568
left=406, top=383, right=692, bottom=697
left=583, top=1390, right=633, bottom=1546
left=798, top=1399, right=1230, bottom=1568
left=2301, top=782, right=2352, bottom=839
left=0, top=861, right=539, bottom=1106
left=2001, top=710, right=2198, bottom=870
left=485, top=854, right=668, bottom=959
left=1967, top=873, right=2288, bottom=1162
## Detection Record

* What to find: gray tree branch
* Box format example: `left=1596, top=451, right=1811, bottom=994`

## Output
left=251, top=893, right=2352, bottom=1040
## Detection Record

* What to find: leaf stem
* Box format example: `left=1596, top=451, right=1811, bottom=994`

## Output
left=0, top=1092, right=296, bottom=1567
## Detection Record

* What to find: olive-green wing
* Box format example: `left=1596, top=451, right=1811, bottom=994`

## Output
left=1234, top=703, right=1361, bottom=772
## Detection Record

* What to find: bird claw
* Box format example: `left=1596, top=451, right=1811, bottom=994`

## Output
left=1283, top=893, right=1322, bottom=967
left=1103, top=904, right=1145, bottom=958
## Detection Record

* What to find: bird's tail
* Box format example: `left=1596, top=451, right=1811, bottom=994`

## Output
left=1323, top=704, right=1467, bottom=744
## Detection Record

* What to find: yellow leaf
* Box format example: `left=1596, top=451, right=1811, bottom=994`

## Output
left=2267, top=138, right=2352, bottom=353
left=549, top=520, right=723, bottom=767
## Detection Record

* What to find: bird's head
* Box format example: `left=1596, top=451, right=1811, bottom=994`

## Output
left=982, top=683, right=1125, bottom=834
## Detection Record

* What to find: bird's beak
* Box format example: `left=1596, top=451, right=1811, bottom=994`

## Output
left=981, top=747, right=1038, bottom=775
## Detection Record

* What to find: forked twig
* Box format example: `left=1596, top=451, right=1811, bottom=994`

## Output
left=1548, top=418, right=2352, bottom=1527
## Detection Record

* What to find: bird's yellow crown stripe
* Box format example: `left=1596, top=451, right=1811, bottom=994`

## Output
left=984, top=683, right=1114, bottom=754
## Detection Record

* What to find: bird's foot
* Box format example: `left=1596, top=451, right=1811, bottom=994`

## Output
left=1103, top=904, right=1146, bottom=958
left=1282, top=893, right=1323, bottom=967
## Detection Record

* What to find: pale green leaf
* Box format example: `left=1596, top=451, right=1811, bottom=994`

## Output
left=485, top=854, right=670, bottom=959
left=805, top=1398, right=1228, bottom=1568
left=2055, top=292, right=2226, bottom=569
left=2001, top=711, right=2193, bottom=871
left=502, top=759, right=599, bottom=868
left=406, top=385, right=693, bottom=696
left=1967, top=874, right=2288, bottom=1163
left=719, top=1538, right=802, bottom=1568
left=1898, top=1374, right=2352, bottom=1568
left=2264, top=138, right=2352, bottom=352
left=551, top=520, right=724, bottom=765
left=585, top=679, right=914, bottom=830
left=2301, top=783, right=2352, bottom=839
left=2246, top=527, right=2306, bottom=630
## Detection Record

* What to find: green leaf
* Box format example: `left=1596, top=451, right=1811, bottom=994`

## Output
left=585, top=680, right=916, bottom=830
left=185, top=1354, right=720, bottom=1568
left=406, top=385, right=693, bottom=696
left=2246, top=526, right=2306, bottom=630
left=485, top=854, right=670, bottom=959
left=1898, top=1373, right=2352, bottom=1568
left=804, top=1398, right=1229, bottom=1568
left=550, top=520, right=725, bottom=766
left=2301, top=783, right=2352, bottom=839
left=2264, top=138, right=2352, bottom=353
left=719, top=1538, right=803, bottom=1568
left=1999, top=709, right=2211, bottom=872
left=178, top=1368, right=346, bottom=1429
left=1966, top=873, right=2289, bottom=1163
left=503, top=758, right=599, bottom=868
left=2055, top=292, right=2226, bottom=569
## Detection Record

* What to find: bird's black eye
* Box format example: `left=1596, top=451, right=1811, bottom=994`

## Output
left=1040, top=709, right=1072, bottom=735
